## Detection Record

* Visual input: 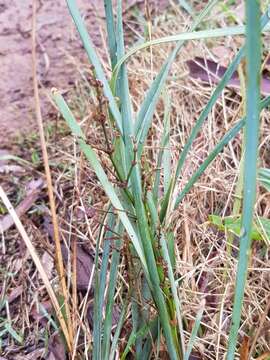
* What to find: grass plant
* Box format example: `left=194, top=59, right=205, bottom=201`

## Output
left=49, top=0, right=270, bottom=358
left=1, top=1, right=270, bottom=359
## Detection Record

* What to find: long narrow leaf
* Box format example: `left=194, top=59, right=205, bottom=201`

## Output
left=112, top=10, right=178, bottom=355
left=109, top=301, right=128, bottom=360
left=113, top=23, right=270, bottom=76
left=140, top=317, right=160, bottom=359
left=128, top=169, right=180, bottom=358
left=102, top=222, right=124, bottom=359
left=163, top=95, right=171, bottom=195
left=258, top=167, right=270, bottom=191
left=153, top=95, right=171, bottom=202
left=93, top=210, right=115, bottom=360
left=104, top=0, right=117, bottom=69
left=115, top=0, right=134, bottom=173
left=160, top=233, right=185, bottom=356
left=227, top=2, right=262, bottom=358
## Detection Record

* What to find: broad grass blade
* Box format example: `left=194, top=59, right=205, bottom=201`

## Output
left=115, top=0, right=134, bottom=172
left=163, top=94, right=171, bottom=195
left=104, top=0, right=117, bottom=69
left=227, top=2, right=262, bottom=358
left=153, top=95, right=171, bottom=203
left=93, top=210, right=115, bottom=360
left=160, top=234, right=185, bottom=357
left=102, top=222, right=124, bottom=359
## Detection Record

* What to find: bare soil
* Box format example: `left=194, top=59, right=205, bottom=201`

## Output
left=0, top=0, right=168, bottom=145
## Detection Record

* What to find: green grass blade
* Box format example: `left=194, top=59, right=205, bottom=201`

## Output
left=183, top=301, right=205, bottom=360
left=115, top=0, right=134, bottom=172
left=104, top=0, right=117, bottom=69
left=163, top=95, right=171, bottom=195
left=131, top=296, right=142, bottom=356
left=120, top=323, right=150, bottom=360
left=227, top=1, right=262, bottom=358
left=129, top=169, right=180, bottom=359
left=78, top=140, right=148, bottom=269
left=113, top=23, right=270, bottom=72
left=4, top=323, right=23, bottom=344
left=65, top=0, right=123, bottom=135
left=160, top=233, right=185, bottom=357
left=153, top=95, right=171, bottom=202
left=93, top=210, right=115, bottom=360
left=146, top=191, right=159, bottom=231
left=109, top=301, right=128, bottom=360
left=113, top=8, right=179, bottom=354
left=52, top=89, right=85, bottom=139
left=140, top=317, right=159, bottom=359
left=102, top=222, right=124, bottom=359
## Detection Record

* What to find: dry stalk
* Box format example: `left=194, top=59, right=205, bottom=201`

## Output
left=31, top=0, right=73, bottom=348
left=0, top=186, right=72, bottom=351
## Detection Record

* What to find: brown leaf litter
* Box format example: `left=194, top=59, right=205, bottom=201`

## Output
left=186, top=56, right=270, bottom=94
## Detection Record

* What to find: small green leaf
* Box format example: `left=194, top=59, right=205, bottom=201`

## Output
left=209, top=214, right=270, bottom=242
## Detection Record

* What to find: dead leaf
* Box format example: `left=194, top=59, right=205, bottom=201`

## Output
left=239, top=335, right=250, bottom=360
left=186, top=57, right=270, bottom=95
left=61, top=245, right=94, bottom=291
left=186, top=57, right=240, bottom=88
left=47, top=332, right=66, bottom=360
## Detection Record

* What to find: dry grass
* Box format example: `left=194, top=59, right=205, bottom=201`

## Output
left=1, top=2, right=270, bottom=359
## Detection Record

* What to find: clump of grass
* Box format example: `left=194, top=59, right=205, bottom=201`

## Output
left=49, top=0, right=270, bottom=358
left=2, top=1, right=270, bottom=359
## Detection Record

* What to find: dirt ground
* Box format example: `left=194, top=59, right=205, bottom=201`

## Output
left=0, top=0, right=168, bottom=145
